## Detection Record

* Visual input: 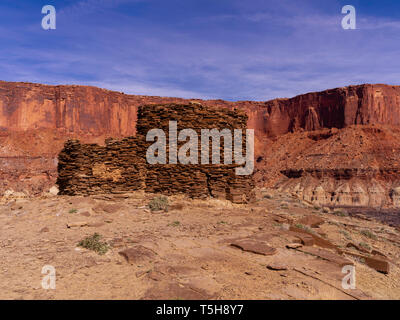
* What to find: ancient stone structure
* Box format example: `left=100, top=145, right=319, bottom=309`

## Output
left=57, top=103, right=255, bottom=203
left=3, top=80, right=400, bottom=207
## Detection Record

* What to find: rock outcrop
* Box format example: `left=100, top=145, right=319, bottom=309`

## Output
left=2, top=80, right=400, bottom=207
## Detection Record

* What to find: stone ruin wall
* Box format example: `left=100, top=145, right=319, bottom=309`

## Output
left=56, top=103, right=255, bottom=203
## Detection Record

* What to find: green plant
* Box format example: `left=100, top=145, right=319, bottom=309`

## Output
left=169, top=221, right=180, bottom=227
left=78, top=233, right=110, bottom=255
left=340, top=230, right=352, bottom=240
left=149, top=196, right=169, bottom=212
left=360, top=229, right=377, bottom=240
left=69, top=208, right=78, bottom=214
left=333, top=209, right=349, bottom=217
left=280, top=203, right=289, bottom=209
left=294, top=223, right=315, bottom=234
left=359, top=242, right=371, bottom=251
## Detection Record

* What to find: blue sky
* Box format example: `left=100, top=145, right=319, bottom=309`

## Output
left=1, top=0, right=400, bottom=101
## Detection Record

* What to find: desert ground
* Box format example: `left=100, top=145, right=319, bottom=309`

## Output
left=0, top=189, right=399, bottom=300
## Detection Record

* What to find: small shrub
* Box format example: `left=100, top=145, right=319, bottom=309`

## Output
left=360, top=229, right=377, bottom=240
left=333, top=209, right=349, bottom=217
left=359, top=242, right=371, bottom=251
left=169, top=221, right=180, bottom=227
left=295, top=223, right=315, bottom=234
left=149, top=196, right=169, bottom=212
left=340, top=230, right=352, bottom=240
left=322, top=207, right=330, bottom=214
left=78, top=233, right=110, bottom=255
left=280, top=202, right=289, bottom=209
left=69, top=208, right=78, bottom=214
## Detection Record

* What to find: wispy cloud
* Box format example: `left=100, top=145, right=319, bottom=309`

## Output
left=0, top=0, right=400, bottom=101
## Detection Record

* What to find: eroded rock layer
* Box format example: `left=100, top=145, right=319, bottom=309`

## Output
left=256, top=125, right=400, bottom=208
left=2, top=81, right=400, bottom=207
left=57, top=103, right=255, bottom=203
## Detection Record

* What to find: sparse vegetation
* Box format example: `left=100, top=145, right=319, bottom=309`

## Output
left=149, top=196, right=169, bottom=212
left=322, top=207, right=330, bottom=213
left=360, top=229, right=377, bottom=240
left=333, top=209, right=349, bottom=217
left=69, top=208, right=78, bottom=214
left=294, top=223, right=315, bottom=234
left=359, top=242, right=371, bottom=251
left=78, top=233, right=110, bottom=255
left=280, top=202, right=289, bottom=209
left=340, top=230, right=352, bottom=240
left=169, top=221, right=180, bottom=227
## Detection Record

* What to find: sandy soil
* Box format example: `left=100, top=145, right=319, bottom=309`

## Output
left=0, top=189, right=399, bottom=300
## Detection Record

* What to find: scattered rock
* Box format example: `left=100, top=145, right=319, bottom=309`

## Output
left=371, top=249, right=387, bottom=258
left=272, top=214, right=293, bottom=224
left=67, top=221, right=88, bottom=228
left=231, top=239, right=277, bottom=256
left=289, top=225, right=338, bottom=250
left=296, top=246, right=354, bottom=267
left=346, top=242, right=370, bottom=254
left=267, top=262, right=288, bottom=271
left=339, top=249, right=390, bottom=274
left=88, top=222, right=105, bottom=227
left=169, top=203, right=184, bottom=211
left=80, top=211, right=91, bottom=217
left=119, top=246, right=156, bottom=264
left=48, top=186, right=59, bottom=196
left=286, top=243, right=303, bottom=249
left=148, top=270, right=164, bottom=281
left=93, top=203, right=123, bottom=214
left=288, top=231, right=314, bottom=246
left=135, top=270, right=149, bottom=278
left=297, top=215, right=325, bottom=228
left=110, top=238, right=125, bottom=248
left=39, top=227, right=49, bottom=233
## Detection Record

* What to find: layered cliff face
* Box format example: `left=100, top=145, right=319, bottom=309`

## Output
left=255, top=125, right=400, bottom=208
left=254, top=84, right=400, bottom=137
left=1, top=80, right=400, bottom=207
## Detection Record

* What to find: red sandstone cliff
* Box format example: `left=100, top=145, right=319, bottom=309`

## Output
left=2, top=81, right=400, bottom=143
left=1, top=80, right=400, bottom=207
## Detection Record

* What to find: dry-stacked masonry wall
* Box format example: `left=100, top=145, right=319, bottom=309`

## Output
left=57, top=103, right=255, bottom=203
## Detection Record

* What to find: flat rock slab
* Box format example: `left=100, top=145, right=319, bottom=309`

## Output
left=339, top=249, right=390, bottom=274
left=297, top=215, right=325, bottom=228
left=267, top=262, right=288, bottom=271
left=346, top=242, right=370, bottom=254
left=66, top=221, right=88, bottom=228
left=286, top=243, right=303, bottom=249
left=231, top=239, right=277, bottom=256
left=289, top=226, right=338, bottom=250
left=119, top=245, right=156, bottom=264
left=93, top=203, right=123, bottom=214
left=296, top=246, right=354, bottom=268
left=287, top=231, right=314, bottom=246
